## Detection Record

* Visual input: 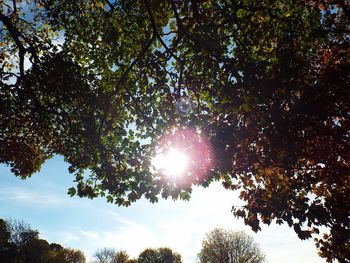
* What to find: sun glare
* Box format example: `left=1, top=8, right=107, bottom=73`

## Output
left=151, top=127, right=213, bottom=181
left=151, top=148, right=189, bottom=178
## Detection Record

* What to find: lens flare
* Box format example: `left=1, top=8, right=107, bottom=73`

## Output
left=150, top=127, right=213, bottom=184
left=176, top=97, right=194, bottom=115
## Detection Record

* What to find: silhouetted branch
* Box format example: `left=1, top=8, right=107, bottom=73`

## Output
left=0, top=12, right=25, bottom=77
left=144, top=0, right=181, bottom=61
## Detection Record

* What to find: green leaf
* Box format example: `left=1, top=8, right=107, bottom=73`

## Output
left=67, top=187, right=76, bottom=197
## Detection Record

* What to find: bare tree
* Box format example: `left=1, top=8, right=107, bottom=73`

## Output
left=94, top=248, right=131, bottom=263
left=198, top=228, right=265, bottom=263
left=94, top=248, right=116, bottom=263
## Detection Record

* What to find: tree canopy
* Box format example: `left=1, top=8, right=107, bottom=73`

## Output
left=1, top=0, right=349, bottom=262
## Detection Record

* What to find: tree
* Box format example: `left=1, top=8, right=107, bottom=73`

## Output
left=5, top=219, right=41, bottom=262
left=0, top=219, right=10, bottom=247
left=0, top=218, right=86, bottom=263
left=22, top=238, right=51, bottom=263
left=94, top=248, right=117, bottom=263
left=0, top=219, right=14, bottom=262
left=137, top=247, right=182, bottom=263
left=45, top=247, right=86, bottom=263
left=94, top=249, right=132, bottom=263
left=1, top=1, right=349, bottom=261
left=61, top=248, right=86, bottom=263
left=137, top=249, right=159, bottom=263
left=113, top=250, right=130, bottom=263
left=198, top=228, right=265, bottom=263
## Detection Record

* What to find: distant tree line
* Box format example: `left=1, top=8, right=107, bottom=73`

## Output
left=92, top=247, right=182, bottom=263
left=0, top=218, right=265, bottom=263
left=92, top=228, right=265, bottom=263
left=0, top=218, right=86, bottom=263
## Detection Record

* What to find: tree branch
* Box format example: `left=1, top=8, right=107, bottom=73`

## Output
left=12, top=0, right=17, bottom=15
left=0, top=12, right=25, bottom=77
left=112, top=33, right=156, bottom=96
left=169, top=0, right=183, bottom=32
left=104, top=0, right=115, bottom=12
left=98, top=33, right=156, bottom=137
left=144, top=0, right=181, bottom=61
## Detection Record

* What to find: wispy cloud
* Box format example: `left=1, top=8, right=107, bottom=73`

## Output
left=0, top=185, right=68, bottom=206
left=81, top=231, right=100, bottom=240
left=62, top=232, right=80, bottom=243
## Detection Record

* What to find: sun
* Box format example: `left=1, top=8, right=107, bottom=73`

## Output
left=151, top=148, right=189, bottom=178
left=150, top=127, right=213, bottom=181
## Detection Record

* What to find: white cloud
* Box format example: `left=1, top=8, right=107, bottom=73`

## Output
left=0, top=185, right=68, bottom=206
left=81, top=231, right=100, bottom=240
left=62, top=232, right=79, bottom=243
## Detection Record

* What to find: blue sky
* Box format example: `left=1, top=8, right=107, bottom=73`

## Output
left=0, top=155, right=326, bottom=263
